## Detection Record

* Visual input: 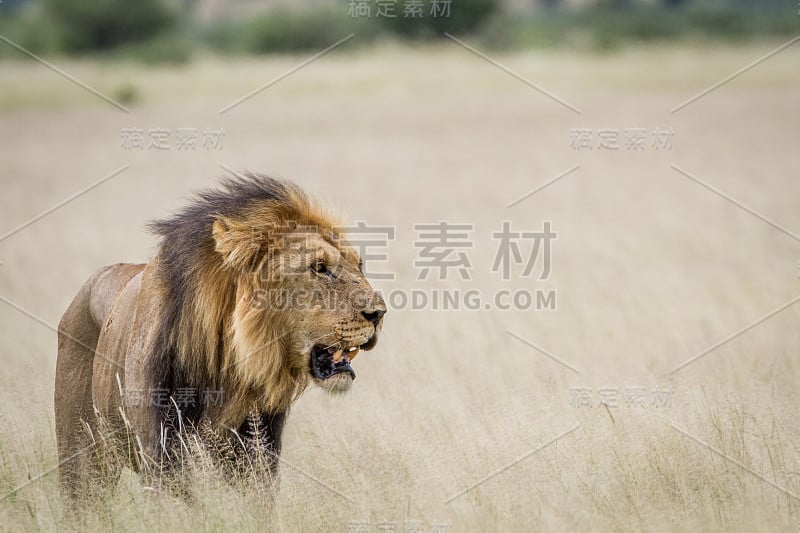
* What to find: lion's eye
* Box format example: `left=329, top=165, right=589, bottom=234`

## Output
left=312, top=261, right=331, bottom=276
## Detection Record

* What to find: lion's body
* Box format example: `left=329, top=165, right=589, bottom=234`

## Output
left=55, top=175, right=385, bottom=504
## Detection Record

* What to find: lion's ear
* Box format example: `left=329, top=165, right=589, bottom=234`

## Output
left=212, top=216, right=261, bottom=270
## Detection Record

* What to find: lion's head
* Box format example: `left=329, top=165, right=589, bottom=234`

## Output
left=149, top=174, right=385, bottom=421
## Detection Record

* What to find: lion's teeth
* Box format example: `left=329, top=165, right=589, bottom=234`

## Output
left=349, top=347, right=360, bottom=360
left=332, top=349, right=344, bottom=363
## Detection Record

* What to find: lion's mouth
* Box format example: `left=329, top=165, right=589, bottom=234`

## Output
left=310, top=345, right=359, bottom=380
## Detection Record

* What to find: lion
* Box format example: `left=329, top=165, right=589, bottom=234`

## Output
left=54, top=174, right=386, bottom=503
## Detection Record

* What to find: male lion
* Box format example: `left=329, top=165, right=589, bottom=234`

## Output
left=55, top=175, right=386, bottom=503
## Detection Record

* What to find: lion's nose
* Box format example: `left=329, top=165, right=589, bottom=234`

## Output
left=361, top=308, right=385, bottom=326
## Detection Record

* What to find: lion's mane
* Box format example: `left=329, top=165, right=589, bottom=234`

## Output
left=146, top=174, right=340, bottom=428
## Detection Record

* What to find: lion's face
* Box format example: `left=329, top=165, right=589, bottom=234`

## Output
left=276, top=231, right=386, bottom=394
left=214, top=216, right=386, bottom=400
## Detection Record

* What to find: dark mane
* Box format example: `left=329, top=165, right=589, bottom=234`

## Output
left=148, top=173, right=306, bottom=242
left=145, top=174, right=307, bottom=430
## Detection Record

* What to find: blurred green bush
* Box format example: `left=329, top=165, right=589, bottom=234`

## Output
left=0, top=0, right=796, bottom=61
left=45, top=0, right=178, bottom=52
left=0, top=0, right=188, bottom=63
left=206, top=8, right=372, bottom=54
left=480, top=1, right=798, bottom=51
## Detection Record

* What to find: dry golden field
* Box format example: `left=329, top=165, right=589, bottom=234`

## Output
left=0, top=40, right=799, bottom=531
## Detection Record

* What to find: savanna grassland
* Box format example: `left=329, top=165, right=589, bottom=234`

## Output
left=0, top=41, right=799, bottom=531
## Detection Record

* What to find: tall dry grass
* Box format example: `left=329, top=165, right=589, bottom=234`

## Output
left=0, top=42, right=798, bottom=531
